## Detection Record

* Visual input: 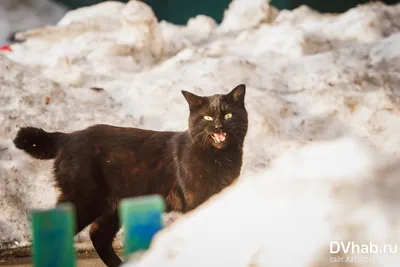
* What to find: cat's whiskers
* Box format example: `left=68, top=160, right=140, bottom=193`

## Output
left=230, top=131, right=244, bottom=151
left=201, top=132, right=209, bottom=150
left=231, top=122, right=248, bottom=131
left=215, top=159, right=222, bottom=167
left=190, top=129, right=211, bottom=150
left=190, top=129, right=206, bottom=144
left=234, top=125, right=248, bottom=130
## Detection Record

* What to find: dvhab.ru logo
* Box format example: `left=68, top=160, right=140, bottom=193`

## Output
left=329, top=241, right=398, bottom=264
left=330, top=241, right=398, bottom=254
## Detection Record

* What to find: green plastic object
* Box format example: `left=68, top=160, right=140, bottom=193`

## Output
left=31, top=203, right=76, bottom=267
left=119, top=195, right=165, bottom=258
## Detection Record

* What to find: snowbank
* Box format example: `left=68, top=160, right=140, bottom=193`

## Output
left=125, top=138, right=400, bottom=267
left=1, top=0, right=400, bottom=256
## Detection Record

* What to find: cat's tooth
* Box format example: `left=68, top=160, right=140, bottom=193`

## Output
left=213, top=133, right=227, bottom=143
left=212, top=134, right=218, bottom=143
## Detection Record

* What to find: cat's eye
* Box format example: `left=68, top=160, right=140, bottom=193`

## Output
left=224, top=113, right=233, bottom=120
left=204, top=116, right=213, bottom=121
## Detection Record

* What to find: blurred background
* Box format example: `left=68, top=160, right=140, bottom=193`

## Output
left=1, top=0, right=400, bottom=45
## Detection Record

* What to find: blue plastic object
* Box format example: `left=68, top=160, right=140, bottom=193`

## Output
left=119, top=195, right=165, bottom=258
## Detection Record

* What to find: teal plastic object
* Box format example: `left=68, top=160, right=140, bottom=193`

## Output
left=271, top=0, right=380, bottom=13
left=56, top=0, right=399, bottom=24
left=31, top=203, right=76, bottom=267
left=270, top=0, right=292, bottom=10
left=119, top=195, right=165, bottom=258
left=145, top=0, right=231, bottom=24
left=56, top=0, right=231, bottom=25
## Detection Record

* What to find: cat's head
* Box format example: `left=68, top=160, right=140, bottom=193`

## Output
left=182, top=84, right=248, bottom=150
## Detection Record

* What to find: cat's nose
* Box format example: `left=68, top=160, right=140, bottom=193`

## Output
left=215, top=124, right=223, bottom=130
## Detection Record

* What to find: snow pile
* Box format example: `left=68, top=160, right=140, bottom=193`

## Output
left=1, top=0, right=400, bottom=254
left=0, top=0, right=68, bottom=45
left=125, top=138, right=400, bottom=267
left=219, top=0, right=278, bottom=31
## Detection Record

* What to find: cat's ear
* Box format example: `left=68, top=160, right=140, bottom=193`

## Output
left=227, top=84, right=246, bottom=103
left=181, top=90, right=204, bottom=108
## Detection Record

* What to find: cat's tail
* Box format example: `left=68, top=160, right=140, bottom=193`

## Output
left=13, top=127, right=67, bottom=160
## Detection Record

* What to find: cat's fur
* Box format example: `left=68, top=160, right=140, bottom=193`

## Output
left=13, top=84, right=248, bottom=267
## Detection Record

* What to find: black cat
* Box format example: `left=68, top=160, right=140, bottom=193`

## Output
left=13, top=84, right=248, bottom=267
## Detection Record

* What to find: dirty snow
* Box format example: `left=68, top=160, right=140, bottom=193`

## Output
left=1, top=0, right=400, bottom=263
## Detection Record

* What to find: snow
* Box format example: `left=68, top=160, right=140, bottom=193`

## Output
left=1, top=0, right=400, bottom=263
left=125, top=137, right=400, bottom=267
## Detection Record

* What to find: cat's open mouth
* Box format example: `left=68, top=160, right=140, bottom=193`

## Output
left=211, top=132, right=227, bottom=143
